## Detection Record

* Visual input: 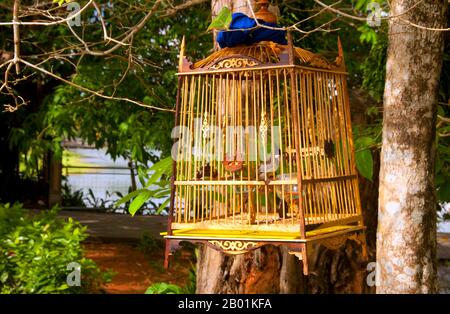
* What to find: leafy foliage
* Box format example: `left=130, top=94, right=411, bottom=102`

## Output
left=61, top=180, right=85, bottom=207
left=139, top=233, right=165, bottom=255
left=354, top=136, right=375, bottom=181
left=353, top=1, right=450, bottom=207
left=0, top=203, right=111, bottom=293
left=145, top=247, right=197, bottom=294
left=145, top=282, right=184, bottom=294
left=360, top=31, right=388, bottom=102
left=115, top=156, right=172, bottom=216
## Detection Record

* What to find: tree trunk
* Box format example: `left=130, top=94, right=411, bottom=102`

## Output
left=377, top=0, right=447, bottom=293
left=48, top=151, right=62, bottom=207
left=196, top=244, right=306, bottom=293
left=211, top=0, right=255, bottom=18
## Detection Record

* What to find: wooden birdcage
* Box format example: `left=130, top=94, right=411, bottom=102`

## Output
left=162, top=34, right=367, bottom=275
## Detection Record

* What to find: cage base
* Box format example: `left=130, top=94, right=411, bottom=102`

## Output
left=162, top=225, right=367, bottom=275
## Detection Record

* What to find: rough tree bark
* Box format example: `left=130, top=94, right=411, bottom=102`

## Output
left=48, top=151, right=62, bottom=207
left=377, top=0, right=447, bottom=293
left=196, top=0, right=376, bottom=293
left=211, top=0, right=255, bottom=17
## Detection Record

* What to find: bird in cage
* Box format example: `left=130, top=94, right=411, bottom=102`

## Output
left=222, top=159, right=244, bottom=173
left=222, top=152, right=244, bottom=173
left=196, top=162, right=218, bottom=180
left=324, top=139, right=336, bottom=159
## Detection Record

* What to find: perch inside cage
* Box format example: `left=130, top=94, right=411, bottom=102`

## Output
left=162, top=5, right=367, bottom=275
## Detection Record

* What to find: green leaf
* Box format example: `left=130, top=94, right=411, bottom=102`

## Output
left=145, top=282, right=183, bottom=294
left=1, top=272, right=9, bottom=283
left=152, top=188, right=170, bottom=198
left=145, top=157, right=173, bottom=188
left=437, top=105, right=445, bottom=117
left=137, top=167, right=148, bottom=187
left=354, top=136, right=374, bottom=181
left=355, top=0, right=369, bottom=11
left=129, top=190, right=152, bottom=216
left=143, top=96, right=153, bottom=105
left=355, top=149, right=373, bottom=181
left=114, top=188, right=148, bottom=208
left=57, top=284, right=69, bottom=291
left=156, top=198, right=171, bottom=215
left=355, top=136, right=374, bottom=149
left=207, top=6, right=232, bottom=31
left=358, top=24, right=378, bottom=45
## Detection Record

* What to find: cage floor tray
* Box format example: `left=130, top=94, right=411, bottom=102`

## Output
left=172, top=213, right=361, bottom=232
left=163, top=224, right=364, bottom=243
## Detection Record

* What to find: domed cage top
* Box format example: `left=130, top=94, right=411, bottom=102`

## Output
left=162, top=35, right=367, bottom=275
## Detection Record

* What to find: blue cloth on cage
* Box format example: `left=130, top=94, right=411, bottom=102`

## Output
left=216, top=13, right=287, bottom=48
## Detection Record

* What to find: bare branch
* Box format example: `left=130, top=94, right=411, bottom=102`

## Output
left=314, top=0, right=449, bottom=31
left=19, top=58, right=174, bottom=112
left=438, top=115, right=450, bottom=123
left=13, top=0, right=20, bottom=74
left=0, top=1, right=94, bottom=26
left=67, top=0, right=161, bottom=56
left=161, top=0, right=209, bottom=17
left=398, top=16, right=450, bottom=32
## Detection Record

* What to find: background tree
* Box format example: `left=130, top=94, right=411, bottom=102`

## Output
left=376, top=0, right=448, bottom=293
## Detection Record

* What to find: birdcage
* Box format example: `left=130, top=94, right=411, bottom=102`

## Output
left=162, top=34, right=367, bottom=275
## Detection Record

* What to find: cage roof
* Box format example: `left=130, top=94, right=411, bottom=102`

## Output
left=182, top=41, right=345, bottom=72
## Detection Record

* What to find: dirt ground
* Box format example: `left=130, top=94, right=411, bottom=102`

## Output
left=82, top=239, right=450, bottom=294
left=83, top=240, right=192, bottom=294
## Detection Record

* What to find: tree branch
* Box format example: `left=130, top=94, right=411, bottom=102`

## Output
left=161, top=0, right=209, bottom=17
left=0, top=0, right=94, bottom=26
left=18, top=58, right=174, bottom=112
left=13, top=0, right=20, bottom=74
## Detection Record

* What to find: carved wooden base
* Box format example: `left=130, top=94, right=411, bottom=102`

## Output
left=311, top=230, right=368, bottom=259
left=207, top=240, right=262, bottom=254
left=163, top=229, right=367, bottom=276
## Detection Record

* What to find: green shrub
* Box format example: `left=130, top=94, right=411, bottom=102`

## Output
left=139, top=232, right=164, bottom=255
left=145, top=282, right=184, bottom=294
left=145, top=264, right=196, bottom=294
left=0, top=203, right=111, bottom=294
left=145, top=248, right=197, bottom=294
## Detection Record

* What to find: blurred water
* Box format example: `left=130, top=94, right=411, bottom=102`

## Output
left=63, top=148, right=166, bottom=213
left=63, top=148, right=135, bottom=203
left=439, top=203, right=450, bottom=233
